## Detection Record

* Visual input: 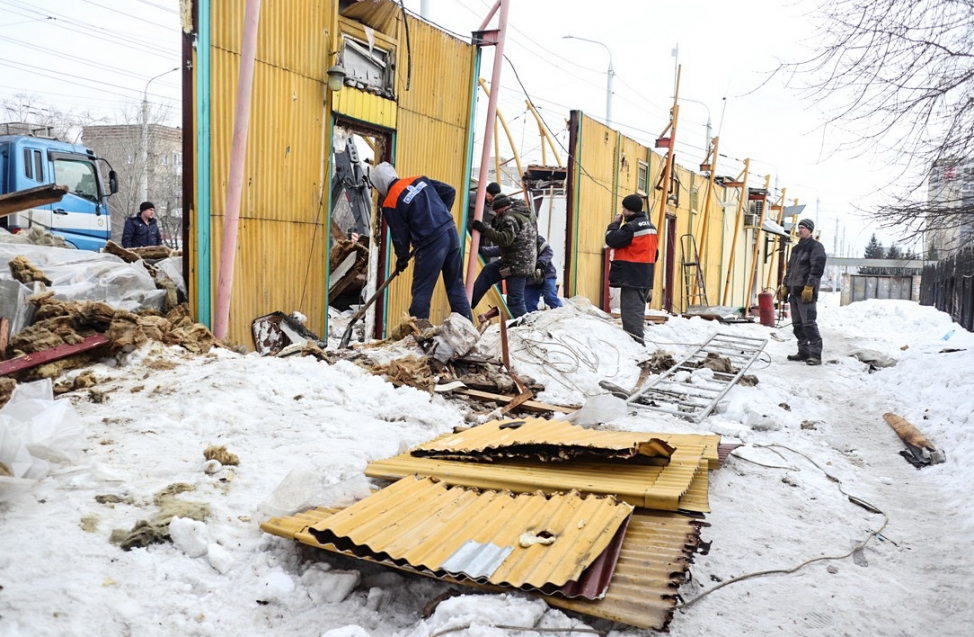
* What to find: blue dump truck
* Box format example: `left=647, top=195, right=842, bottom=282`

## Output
left=0, top=125, right=117, bottom=251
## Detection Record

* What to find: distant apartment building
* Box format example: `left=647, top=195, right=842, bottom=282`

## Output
left=926, top=159, right=974, bottom=259
left=82, top=124, right=182, bottom=246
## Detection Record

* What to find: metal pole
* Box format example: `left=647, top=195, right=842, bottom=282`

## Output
left=214, top=0, right=261, bottom=340
left=465, top=0, right=510, bottom=300
left=140, top=68, right=178, bottom=202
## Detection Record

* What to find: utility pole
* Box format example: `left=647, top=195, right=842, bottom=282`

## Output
left=141, top=68, right=178, bottom=202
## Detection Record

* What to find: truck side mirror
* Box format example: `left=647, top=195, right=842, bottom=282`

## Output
left=108, top=170, right=119, bottom=195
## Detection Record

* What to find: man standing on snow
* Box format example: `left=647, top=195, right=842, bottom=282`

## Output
left=783, top=218, right=828, bottom=365
left=370, top=162, right=472, bottom=322
left=470, top=194, right=538, bottom=318
left=605, top=194, right=658, bottom=345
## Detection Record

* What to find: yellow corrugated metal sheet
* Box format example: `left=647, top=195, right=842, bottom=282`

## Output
left=366, top=443, right=710, bottom=512
left=412, top=417, right=675, bottom=461
left=332, top=90, right=397, bottom=129
left=212, top=0, right=328, bottom=80
left=202, top=2, right=477, bottom=345
left=284, top=476, right=633, bottom=591
left=544, top=509, right=704, bottom=630
left=207, top=1, right=331, bottom=346
left=261, top=505, right=702, bottom=632
left=571, top=117, right=617, bottom=300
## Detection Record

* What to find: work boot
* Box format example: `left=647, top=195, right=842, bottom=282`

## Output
left=806, top=357, right=822, bottom=366
left=786, top=353, right=808, bottom=361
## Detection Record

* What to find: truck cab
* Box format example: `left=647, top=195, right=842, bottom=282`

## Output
left=0, top=126, right=117, bottom=251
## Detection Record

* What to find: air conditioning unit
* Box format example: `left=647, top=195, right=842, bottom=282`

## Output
left=743, top=200, right=764, bottom=228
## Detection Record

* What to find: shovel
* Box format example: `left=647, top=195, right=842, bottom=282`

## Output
left=339, top=252, right=413, bottom=348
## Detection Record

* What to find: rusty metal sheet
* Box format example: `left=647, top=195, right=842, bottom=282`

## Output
left=303, top=476, right=631, bottom=596
left=411, top=417, right=676, bottom=462
left=367, top=442, right=709, bottom=512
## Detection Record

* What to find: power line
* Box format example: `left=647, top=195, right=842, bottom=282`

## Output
left=0, top=57, right=178, bottom=105
left=78, top=0, right=180, bottom=31
left=0, top=0, right=177, bottom=58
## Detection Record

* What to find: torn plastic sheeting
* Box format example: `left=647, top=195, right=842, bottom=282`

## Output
left=0, top=378, right=85, bottom=501
left=0, top=244, right=166, bottom=331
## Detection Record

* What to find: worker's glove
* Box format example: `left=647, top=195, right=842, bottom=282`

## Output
left=777, top=285, right=788, bottom=302
left=395, top=255, right=410, bottom=273
left=801, top=285, right=814, bottom=303
left=471, top=219, right=488, bottom=234
left=532, top=269, right=544, bottom=285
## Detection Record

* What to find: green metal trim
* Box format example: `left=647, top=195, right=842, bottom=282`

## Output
left=195, top=0, right=212, bottom=326
left=380, top=131, right=397, bottom=338
left=570, top=116, right=583, bottom=296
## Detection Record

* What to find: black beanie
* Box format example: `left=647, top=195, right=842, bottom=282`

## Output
left=491, top=194, right=513, bottom=211
left=486, top=182, right=501, bottom=196
left=139, top=201, right=155, bottom=212
left=798, top=218, right=815, bottom=232
left=622, top=194, right=643, bottom=212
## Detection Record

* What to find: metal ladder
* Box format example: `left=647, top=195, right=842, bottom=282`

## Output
left=628, top=333, right=768, bottom=422
left=680, top=234, right=709, bottom=309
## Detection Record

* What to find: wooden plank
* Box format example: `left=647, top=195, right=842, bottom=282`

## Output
left=455, top=387, right=577, bottom=414
left=0, top=317, right=8, bottom=358
left=0, top=184, right=69, bottom=217
left=0, top=334, right=110, bottom=377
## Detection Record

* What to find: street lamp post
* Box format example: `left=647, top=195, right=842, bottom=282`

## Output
left=563, top=35, right=614, bottom=128
left=141, top=68, right=178, bottom=202
left=679, top=96, right=712, bottom=156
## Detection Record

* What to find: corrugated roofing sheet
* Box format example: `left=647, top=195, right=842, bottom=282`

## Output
left=544, top=509, right=706, bottom=630
left=366, top=443, right=710, bottom=512
left=261, top=506, right=703, bottom=631
left=302, top=476, right=632, bottom=595
left=411, top=417, right=676, bottom=463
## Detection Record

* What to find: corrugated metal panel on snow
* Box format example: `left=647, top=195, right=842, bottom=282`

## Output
left=544, top=508, right=706, bottom=630
left=411, top=417, right=675, bottom=461
left=261, top=505, right=703, bottom=631
left=366, top=443, right=710, bottom=512
left=299, top=476, right=633, bottom=596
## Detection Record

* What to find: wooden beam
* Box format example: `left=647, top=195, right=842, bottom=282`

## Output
left=455, top=388, right=577, bottom=414
left=0, top=184, right=69, bottom=218
left=0, top=334, right=110, bottom=377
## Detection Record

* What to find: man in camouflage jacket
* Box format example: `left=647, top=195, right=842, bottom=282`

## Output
left=470, top=194, right=538, bottom=318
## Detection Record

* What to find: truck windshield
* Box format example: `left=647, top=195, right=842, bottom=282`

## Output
left=53, top=158, right=99, bottom=203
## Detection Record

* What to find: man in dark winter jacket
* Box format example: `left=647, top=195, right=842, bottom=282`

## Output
left=482, top=234, right=562, bottom=312
left=122, top=201, right=162, bottom=248
left=783, top=218, right=828, bottom=365
left=470, top=194, right=538, bottom=318
left=605, top=194, right=658, bottom=345
left=370, top=162, right=472, bottom=322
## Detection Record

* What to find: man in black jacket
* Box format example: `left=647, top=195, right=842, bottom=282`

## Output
left=122, top=201, right=162, bottom=248
left=783, top=218, right=828, bottom=365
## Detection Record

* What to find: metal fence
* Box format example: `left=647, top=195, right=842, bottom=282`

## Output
left=920, top=244, right=974, bottom=332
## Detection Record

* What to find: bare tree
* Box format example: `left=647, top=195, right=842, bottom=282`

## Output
left=1, top=93, right=102, bottom=143
left=784, top=0, right=974, bottom=241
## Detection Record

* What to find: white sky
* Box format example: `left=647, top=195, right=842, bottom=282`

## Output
left=1, top=293, right=972, bottom=635
left=0, top=0, right=915, bottom=255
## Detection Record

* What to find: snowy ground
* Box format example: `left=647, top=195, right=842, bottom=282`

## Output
left=1, top=293, right=972, bottom=637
